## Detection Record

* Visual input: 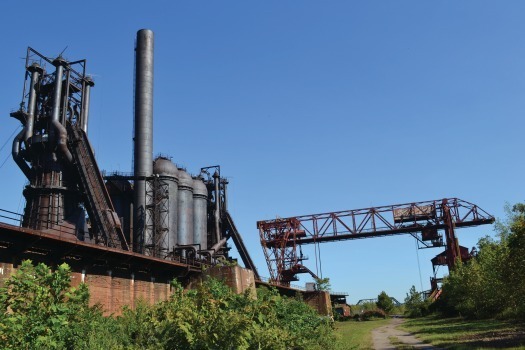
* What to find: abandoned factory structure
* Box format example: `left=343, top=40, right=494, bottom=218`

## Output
left=0, top=29, right=495, bottom=316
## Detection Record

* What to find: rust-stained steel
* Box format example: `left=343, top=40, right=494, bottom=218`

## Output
left=68, top=124, right=129, bottom=250
left=11, top=48, right=92, bottom=235
left=257, top=198, right=494, bottom=286
left=6, top=33, right=262, bottom=283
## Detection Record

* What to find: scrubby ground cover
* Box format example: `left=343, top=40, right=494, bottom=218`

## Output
left=400, top=315, right=525, bottom=349
left=333, top=318, right=391, bottom=349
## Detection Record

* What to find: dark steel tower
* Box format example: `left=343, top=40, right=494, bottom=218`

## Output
left=133, top=29, right=155, bottom=253
left=11, top=49, right=91, bottom=237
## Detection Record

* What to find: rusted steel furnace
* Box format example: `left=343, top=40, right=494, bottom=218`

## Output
left=7, top=29, right=258, bottom=277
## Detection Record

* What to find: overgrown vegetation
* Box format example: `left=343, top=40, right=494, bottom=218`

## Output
left=436, top=203, right=525, bottom=319
left=0, top=260, right=336, bottom=349
left=314, top=277, right=331, bottom=291
left=404, top=285, right=431, bottom=318
left=376, top=291, right=394, bottom=314
left=355, top=309, right=387, bottom=321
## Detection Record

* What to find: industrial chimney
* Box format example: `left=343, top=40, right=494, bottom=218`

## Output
left=133, top=29, right=154, bottom=253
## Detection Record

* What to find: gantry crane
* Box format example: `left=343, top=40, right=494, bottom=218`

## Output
left=257, top=198, right=494, bottom=286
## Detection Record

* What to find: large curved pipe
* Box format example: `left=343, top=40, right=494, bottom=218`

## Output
left=52, top=115, right=73, bottom=163
left=51, top=57, right=72, bottom=163
left=12, top=130, right=31, bottom=179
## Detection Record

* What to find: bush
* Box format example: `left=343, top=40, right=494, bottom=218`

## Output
left=435, top=203, right=525, bottom=320
left=404, top=285, right=431, bottom=318
left=0, top=261, right=337, bottom=349
left=354, top=309, right=386, bottom=321
left=0, top=260, right=114, bottom=349
left=376, top=291, right=394, bottom=314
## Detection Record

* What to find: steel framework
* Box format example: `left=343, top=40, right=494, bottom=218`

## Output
left=257, top=198, right=494, bottom=286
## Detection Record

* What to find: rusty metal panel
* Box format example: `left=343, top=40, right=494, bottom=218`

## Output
left=393, top=205, right=435, bottom=223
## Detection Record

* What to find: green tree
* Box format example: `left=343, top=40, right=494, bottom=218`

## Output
left=404, top=285, right=429, bottom=317
left=437, top=203, right=525, bottom=319
left=376, top=291, right=394, bottom=314
left=0, top=260, right=94, bottom=349
left=504, top=203, right=525, bottom=317
left=314, top=277, right=331, bottom=291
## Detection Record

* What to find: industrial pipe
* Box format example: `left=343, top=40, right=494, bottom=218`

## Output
left=52, top=121, right=72, bottom=163
left=67, top=105, right=74, bottom=123
left=24, top=63, right=42, bottom=143
left=210, top=237, right=227, bottom=254
left=81, top=76, right=94, bottom=133
left=133, top=29, right=154, bottom=253
left=199, top=237, right=228, bottom=260
left=12, top=130, right=31, bottom=179
left=213, top=171, right=221, bottom=243
left=50, top=58, right=66, bottom=127
left=12, top=63, right=42, bottom=179
left=50, top=57, right=72, bottom=163
left=223, top=179, right=228, bottom=212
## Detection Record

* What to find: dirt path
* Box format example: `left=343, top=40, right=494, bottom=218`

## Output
left=371, top=318, right=437, bottom=349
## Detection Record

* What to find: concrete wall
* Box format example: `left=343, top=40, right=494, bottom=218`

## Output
left=0, top=261, right=15, bottom=287
left=304, top=290, right=332, bottom=316
left=0, top=261, right=173, bottom=316
left=208, top=265, right=256, bottom=298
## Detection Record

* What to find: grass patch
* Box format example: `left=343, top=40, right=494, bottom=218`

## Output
left=333, top=318, right=391, bottom=349
left=388, top=336, right=415, bottom=349
left=399, top=315, right=525, bottom=349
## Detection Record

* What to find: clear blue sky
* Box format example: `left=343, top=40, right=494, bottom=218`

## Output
left=0, top=1, right=524, bottom=303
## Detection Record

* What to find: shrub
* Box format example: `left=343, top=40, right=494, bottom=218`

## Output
left=0, top=261, right=337, bottom=349
left=354, top=309, right=386, bottom=321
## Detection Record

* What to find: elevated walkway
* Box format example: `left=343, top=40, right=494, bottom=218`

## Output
left=68, top=125, right=129, bottom=250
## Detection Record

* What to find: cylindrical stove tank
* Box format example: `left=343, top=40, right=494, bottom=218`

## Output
left=153, top=157, right=179, bottom=254
left=193, top=177, right=208, bottom=253
left=177, top=169, right=194, bottom=251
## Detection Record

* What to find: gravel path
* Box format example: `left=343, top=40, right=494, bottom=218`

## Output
left=371, top=318, right=438, bottom=349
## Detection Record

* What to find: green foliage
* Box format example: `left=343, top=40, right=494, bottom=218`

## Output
left=376, top=291, right=394, bottom=314
left=436, top=203, right=525, bottom=319
left=314, top=277, right=331, bottom=291
left=0, top=261, right=337, bottom=349
left=357, top=309, right=386, bottom=321
left=119, top=280, right=336, bottom=350
left=404, top=285, right=430, bottom=318
left=0, top=260, right=98, bottom=349
left=353, top=301, right=377, bottom=313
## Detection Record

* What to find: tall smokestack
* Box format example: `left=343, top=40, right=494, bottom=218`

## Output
left=133, top=29, right=154, bottom=253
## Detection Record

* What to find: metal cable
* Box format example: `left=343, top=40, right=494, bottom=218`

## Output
left=414, top=236, right=424, bottom=292
left=0, top=125, right=21, bottom=155
left=314, top=240, right=319, bottom=277
left=318, top=242, right=323, bottom=279
left=0, top=152, right=12, bottom=171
